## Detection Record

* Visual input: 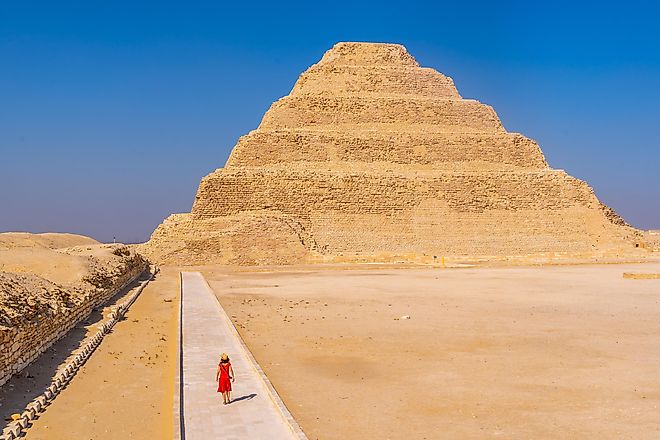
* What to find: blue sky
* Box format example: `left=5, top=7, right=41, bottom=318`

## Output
left=1, top=1, right=659, bottom=243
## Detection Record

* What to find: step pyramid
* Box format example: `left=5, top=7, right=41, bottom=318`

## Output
left=141, top=42, right=644, bottom=265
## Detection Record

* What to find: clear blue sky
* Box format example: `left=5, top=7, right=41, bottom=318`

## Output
left=1, top=1, right=659, bottom=243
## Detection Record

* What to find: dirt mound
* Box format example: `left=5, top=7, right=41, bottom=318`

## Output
left=0, top=232, right=139, bottom=286
left=0, top=232, right=98, bottom=250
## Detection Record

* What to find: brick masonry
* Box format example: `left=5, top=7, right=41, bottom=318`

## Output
left=0, top=253, right=147, bottom=387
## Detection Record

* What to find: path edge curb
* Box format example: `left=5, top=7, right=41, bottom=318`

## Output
left=173, top=272, right=184, bottom=440
left=200, top=273, right=310, bottom=440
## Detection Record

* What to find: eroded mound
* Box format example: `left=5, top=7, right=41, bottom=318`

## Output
left=0, top=232, right=99, bottom=250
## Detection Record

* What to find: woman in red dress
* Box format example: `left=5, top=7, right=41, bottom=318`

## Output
left=216, top=353, right=235, bottom=404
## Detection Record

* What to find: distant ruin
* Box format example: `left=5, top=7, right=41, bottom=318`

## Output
left=142, top=42, right=647, bottom=265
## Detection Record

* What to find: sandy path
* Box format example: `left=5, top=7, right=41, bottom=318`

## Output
left=19, top=267, right=179, bottom=439
left=206, top=262, right=660, bottom=440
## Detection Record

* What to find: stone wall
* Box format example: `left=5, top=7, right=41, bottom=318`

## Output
left=643, top=230, right=660, bottom=251
left=0, top=249, right=147, bottom=386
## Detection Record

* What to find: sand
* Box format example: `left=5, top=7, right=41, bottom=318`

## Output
left=205, top=262, right=660, bottom=440
left=3, top=267, right=180, bottom=439
left=4, top=260, right=659, bottom=439
left=0, top=232, right=99, bottom=285
left=0, top=232, right=98, bottom=250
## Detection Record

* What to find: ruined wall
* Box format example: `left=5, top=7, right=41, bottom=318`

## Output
left=142, top=42, right=645, bottom=265
left=0, top=246, right=147, bottom=386
left=643, top=230, right=660, bottom=251
left=144, top=212, right=313, bottom=266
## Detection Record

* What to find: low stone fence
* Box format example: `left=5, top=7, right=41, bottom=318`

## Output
left=0, top=263, right=146, bottom=387
left=0, top=266, right=156, bottom=440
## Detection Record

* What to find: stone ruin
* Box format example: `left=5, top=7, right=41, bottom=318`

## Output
left=1, top=244, right=147, bottom=386
left=141, top=42, right=646, bottom=265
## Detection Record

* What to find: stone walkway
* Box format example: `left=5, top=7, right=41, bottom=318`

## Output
left=178, top=272, right=307, bottom=440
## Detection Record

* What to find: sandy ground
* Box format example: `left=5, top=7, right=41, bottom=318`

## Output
left=1, top=267, right=179, bottom=439
left=0, top=232, right=99, bottom=285
left=0, top=232, right=98, bottom=250
left=205, top=262, right=660, bottom=440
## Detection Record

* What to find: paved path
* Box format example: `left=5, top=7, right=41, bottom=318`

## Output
left=178, top=272, right=306, bottom=440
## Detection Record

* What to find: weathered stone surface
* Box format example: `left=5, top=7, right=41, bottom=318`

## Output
left=227, top=131, right=547, bottom=170
left=141, top=42, right=647, bottom=265
left=643, top=230, right=660, bottom=251
left=0, top=242, right=147, bottom=386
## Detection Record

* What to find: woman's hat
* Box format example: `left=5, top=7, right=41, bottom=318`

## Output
left=220, top=353, right=229, bottom=361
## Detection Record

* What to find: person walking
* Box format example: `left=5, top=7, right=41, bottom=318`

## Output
left=216, top=353, right=235, bottom=404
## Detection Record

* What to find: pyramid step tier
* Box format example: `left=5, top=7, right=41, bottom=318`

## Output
left=291, top=64, right=460, bottom=99
left=227, top=130, right=547, bottom=169
left=317, top=42, right=420, bottom=67
left=259, top=96, right=503, bottom=131
left=191, top=168, right=597, bottom=219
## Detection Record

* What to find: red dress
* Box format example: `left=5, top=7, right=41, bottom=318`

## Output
left=217, top=361, right=232, bottom=393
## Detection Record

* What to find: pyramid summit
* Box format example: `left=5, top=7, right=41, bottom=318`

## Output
left=141, top=42, right=645, bottom=265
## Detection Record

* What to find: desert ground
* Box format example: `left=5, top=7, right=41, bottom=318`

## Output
left=204, top=262, right=660, bottom=440
left=0, top=267, right=178, bottom=439
left=3, top=257, right=660, bottom=439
